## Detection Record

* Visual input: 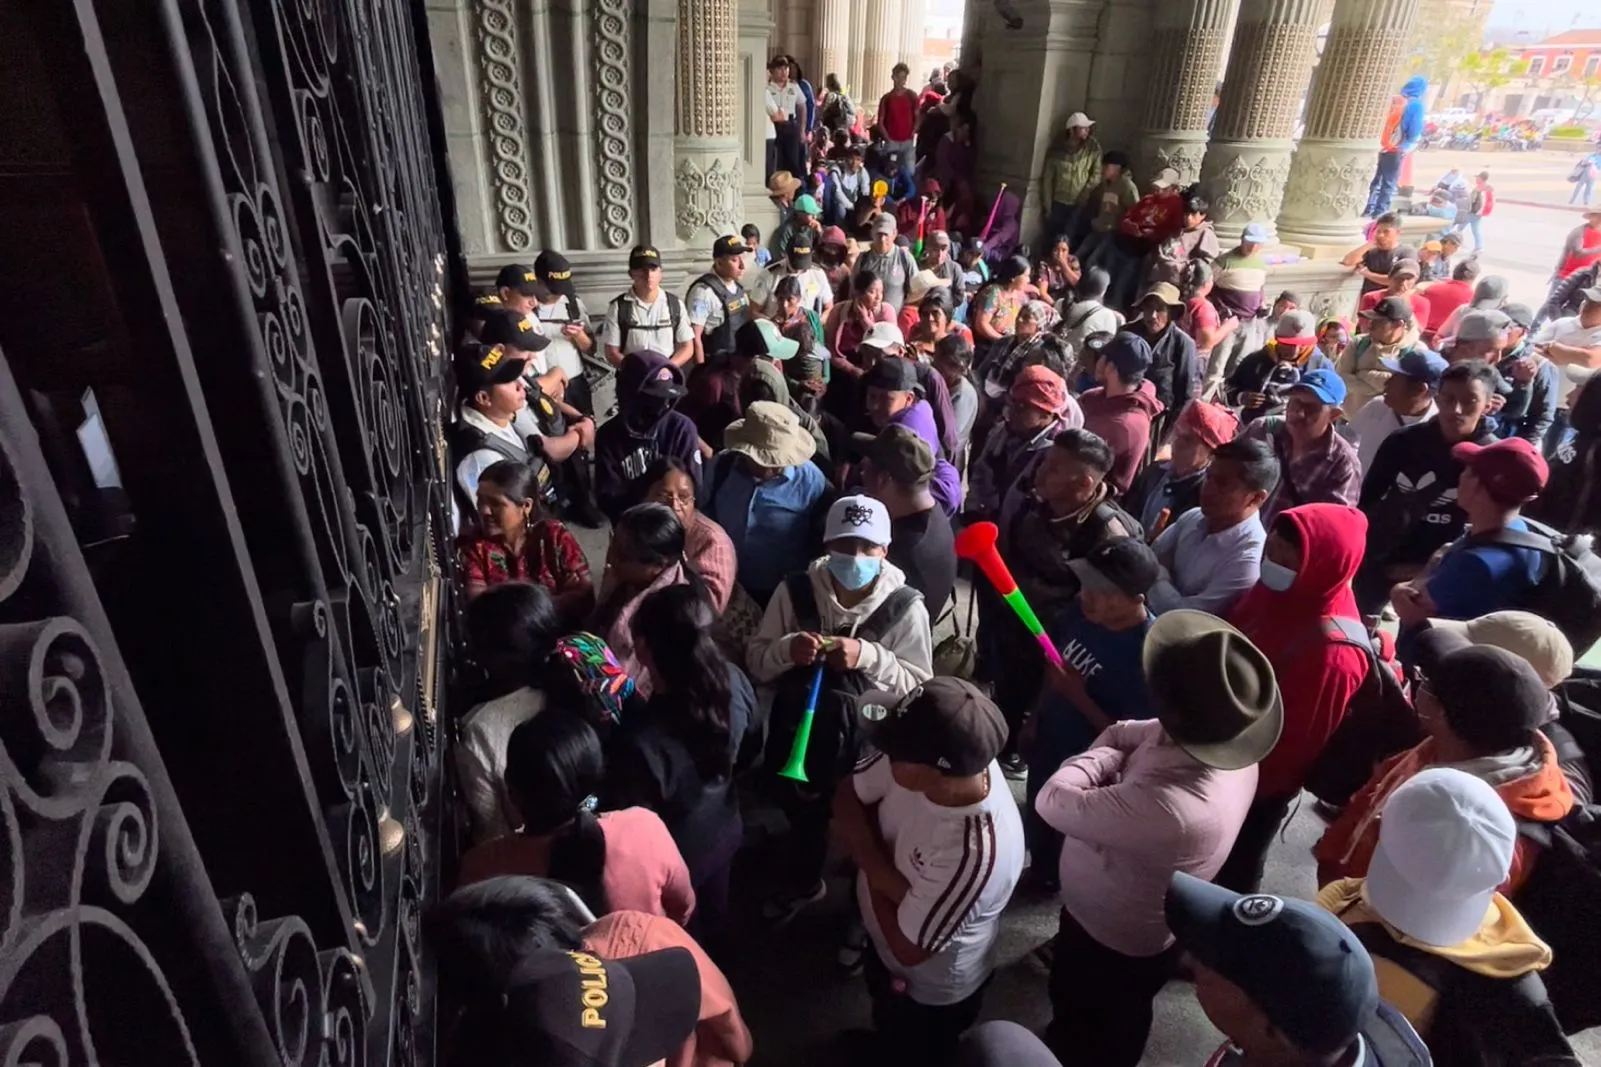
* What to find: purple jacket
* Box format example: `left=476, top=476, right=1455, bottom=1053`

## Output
left=594, top=350, right=704, bottom=519
left=890, top=399, right=963, bottom=517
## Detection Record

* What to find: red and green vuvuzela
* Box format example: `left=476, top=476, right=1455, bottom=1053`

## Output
left=953, top=520, right=1064, bottom=670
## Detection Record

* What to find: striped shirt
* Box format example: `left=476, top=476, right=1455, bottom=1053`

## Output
left=1211, top=248, right=1268, bottom=320
left=853, top=752, right=1025, bottom=1005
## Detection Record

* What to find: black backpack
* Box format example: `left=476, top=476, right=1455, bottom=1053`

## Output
left=1302, top=618, right=1422, bottom=808
left=613, top=291, right=684, bottom=351
left=1511, top=671, right=1601, bottom=1036
left=1345, top=921, right=1577, bottom=1066
left=1469, top=520, right=1601, bottom=658
left=760, top=571, right=923, bottom=793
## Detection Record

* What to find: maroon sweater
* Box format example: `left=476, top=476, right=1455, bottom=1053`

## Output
left=1078, top=380, right=1165, bottom=496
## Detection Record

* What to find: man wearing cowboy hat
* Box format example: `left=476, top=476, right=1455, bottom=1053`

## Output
left=1041, top=112, right=1102, bottom=245
left=703, top=400, right=829, bottom=603
left=1035, top=606, right=1277, bottom=1067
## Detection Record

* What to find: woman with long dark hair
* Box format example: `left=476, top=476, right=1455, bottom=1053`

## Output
left=589, top=503, right=705, bottom=695
left=456, top=459, right=594, bottom=623
left=456, top=711, right=695, bottom=924
left=457, top=582, right=566, bottom=842
left=609, top=584, right=757, bottom=943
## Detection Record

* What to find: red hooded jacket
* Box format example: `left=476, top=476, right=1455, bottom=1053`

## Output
left=1228, top=503, right=1370, bottom=800
left=1078, top=379, right=1164, bottom=496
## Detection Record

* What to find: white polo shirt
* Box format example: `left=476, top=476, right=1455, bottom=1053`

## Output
left=1533, top=315, right=1601, bottom=405
left=531, top=294, right=593, bottom=380
left=747, top=263, right=834, bottom=315
left=601, top=289, right=694, bottom=357
left=852, top=751, right=1025, bottom=1005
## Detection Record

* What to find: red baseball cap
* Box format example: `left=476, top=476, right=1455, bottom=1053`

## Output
left=1451, top=438, right=1549, bottom=504
left=1174, top=400, right=1239, bottom=451
left=1009, top=364, right=1068, bottom=414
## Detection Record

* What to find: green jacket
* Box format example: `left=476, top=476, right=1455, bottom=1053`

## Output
left=1041, top=135, right=1103, bottom=209
left=1079, top=174, right=1141, bottom=234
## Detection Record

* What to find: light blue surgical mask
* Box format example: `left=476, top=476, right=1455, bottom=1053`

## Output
left=827, top=551, right=882, bottom=591
left=1259, top=559, right=1298, bottom=592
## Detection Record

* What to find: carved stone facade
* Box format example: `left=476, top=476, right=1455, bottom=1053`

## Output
left=1140, top=0, right=1236, bottom=186
left=900, top=0, right=928, bottom=70
left=675, top=0, right=742, bottom=243
left=1199, top=0, right=1325, bottom=240
left=1277, top=0, right=1421, bottom=247
left=474, top=0, right=535, bottom=251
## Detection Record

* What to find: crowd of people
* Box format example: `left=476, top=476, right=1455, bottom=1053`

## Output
left=432, top=61, right=1601, bottom=1067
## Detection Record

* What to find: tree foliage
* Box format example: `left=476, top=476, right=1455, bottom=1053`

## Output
left=1400, top=1, right=1483, bottom=100
left=1457, top=48, right=1531, bottom=106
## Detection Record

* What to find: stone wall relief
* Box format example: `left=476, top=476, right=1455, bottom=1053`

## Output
left=1153, top=142, right=1208, bottom=186
left=1206, top=150, right=1294, bottom=224
left=593, top=0, right=637, bottom=248
left=1280, top=150, right=1372, bottom=222
left=474, top=0, right=535, bottom=251
left=674, top=156, right=743, bottom=239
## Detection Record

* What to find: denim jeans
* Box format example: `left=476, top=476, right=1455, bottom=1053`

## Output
left=1365, top=150, right=1403, bottom=217
left=1454, top=213, right=1484, bottom=250
left=1573, top=178, right=1596, bottom=206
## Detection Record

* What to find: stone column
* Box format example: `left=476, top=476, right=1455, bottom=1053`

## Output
left=815, top=0, right=850, bottom=85
left=861, top=0, right=905, bottom=111
left=1197, top=0, right=1325, bottom=242
left=847, top=0, right=869, bottom=97
left=675, top=0, right=742, bottom=246
left=971, top=0, right=1107, bottom=227
left=1276, top=0, right=1420, bottom=250
left=1140, top=0, right=1238, bottom=186
left=738, top=0, right=781, bottom=231
left=899, top=0, right=928, bottom=73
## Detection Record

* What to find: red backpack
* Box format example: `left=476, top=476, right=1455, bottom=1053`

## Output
left=1481, top=185, right=1496, bottom=216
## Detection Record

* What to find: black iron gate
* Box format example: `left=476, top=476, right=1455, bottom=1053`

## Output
left=0, top=0, right=459, bottom=1062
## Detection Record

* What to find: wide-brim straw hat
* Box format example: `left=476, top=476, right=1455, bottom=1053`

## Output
left=722, top=400, right=816, bottom=468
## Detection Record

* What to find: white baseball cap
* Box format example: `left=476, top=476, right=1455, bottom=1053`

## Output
left=1428, top=611, right=1574, bottom=691
left=823, top=495, right=892, bottom=548
left=1064, top=111, right=1094, bottom=130
left=1365, top=767, right=1517, bottom=948
left=860, top=321, right=906, bottom=351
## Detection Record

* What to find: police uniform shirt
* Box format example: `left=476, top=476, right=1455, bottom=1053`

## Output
left=532, top=295, right=593, bottom=380
left=747, top=264, right=835, bottom=315
left=453, top=405, right=544, bottom=530
left=600, top=290, right=694, bottom=356
left=686, top=275, right=744, bottom=331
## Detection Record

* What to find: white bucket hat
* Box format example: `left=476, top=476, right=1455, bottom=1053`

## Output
left=1364, top=767, right=1517, bottom=948
left=722, top=401, right=817, bottom=469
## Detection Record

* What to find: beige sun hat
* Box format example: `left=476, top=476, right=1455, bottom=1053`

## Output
left=907, top=269, right=953, bottom=306
left=723, top=401, right=817, bottom=469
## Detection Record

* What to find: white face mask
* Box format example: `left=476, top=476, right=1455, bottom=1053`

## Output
left=1259, top=559, right=1298, bottom=592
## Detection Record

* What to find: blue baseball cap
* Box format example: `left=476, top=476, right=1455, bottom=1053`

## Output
left=1165, top=872, right=1378, bottom=1056
left=1290, top=367, right=1347, bottom=407
left=1100, top=332, right=1153, bottom=382
left=1380, top=347, right=1449, bottom=389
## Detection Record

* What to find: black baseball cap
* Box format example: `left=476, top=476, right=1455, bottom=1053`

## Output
left=851, top=424, right=935, bottom=487
left=1430, top=644, right=1549, bottom=752
left=857, top=677, right=1008, bottom=776
left=788, top=230, right=814, bottom=267
left=534, top=251, right=576, bottom=298
left=466, top=291, right=505, bottom=324
left=1165, top=872, right=1378, bottom=1057
left=496, top=947, right=701, bottom=1067
left=458, top=343, right=529, bottom=392
left=628, top=245, right=662, bottom=271
left=712, top=234, right=746, bottom=260
left=1360, top=295, right=1415, bottom=324
left=479, top=309, right=552, bottom=352
left=862, top=357, right=921, bottom=393
left=1067, top=537, right=1160, bottom=598
left=496, top=263, right=541, bottom=296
